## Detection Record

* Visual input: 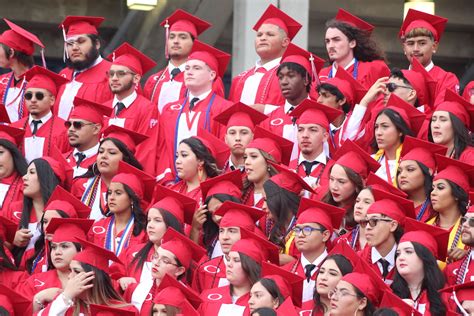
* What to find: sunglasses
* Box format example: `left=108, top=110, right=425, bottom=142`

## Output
left=386, top=82, right=413, bottom=93
left=65, top=121, right=95, bottom=129
left=25, top=91, right=47, bottom=101
left=461, top=216, right=474, bottom=227
left=106, top=70, right=136, bottom=78
left=360, top=218, right=393, bottom=228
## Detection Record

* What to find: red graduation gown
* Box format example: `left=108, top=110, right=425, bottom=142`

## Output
left=319, top=60, right=390, bottom=89
left=64, top=150, right=97, bottom=178
left=20, top=269, right=62, bottom=298
left=54, top=59, right=113, bottom=120
left=200, top=285, right=251, bottom=316
left=70, top=175, right=107, bottom=220
left=38, top=297, right=138, bottom=316
left=112, top=242, right=153, bottom=282
left=123, top=282, right=156, bottom=315
left=192, top=255, right=228, bottom=293
left=334, top=227, right=366, bottom=252
left=459, top=146, right=474, bottom=165
left=0, top=72, right=28, bottom=123
left=19, top=246, right=46, bottom=274
left=168, top=181, right=203, bottom=204
left=288, top=158, right=334, bottom=201
left=0, top=172, right=23, bottom=215
left=358, top=245, right=395, bottom=284
left=444, top=253, right=474, bottom=286
left=0, top=269, right=29, bottom=290
left=429, top=65, right=459, bottom=107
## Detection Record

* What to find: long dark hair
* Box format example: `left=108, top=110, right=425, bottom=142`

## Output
left=391, top=242, right=447, bottom=316
left=180, top=137, right=220, bottom=178
left=317, top=83, right=351, bottom=113
left=258, top=278, right=285, bottom=306
left=371, top=108, right=413, bottom=152
left=397, top=161, right=433, bottom=201
left=0, top=139, right=28, bottom=176
left=242, top=150, right=278, bottom=202
left=428, top=113, right=473, bottom=160
left=0, top=242, right=17, bottom=271
left=79, top=262, right=126, bottom=304
left=229, top=252, right=261, bottom=295
left=353, top=285, right=376, bottom=316
left=263, top=179, right=301, bottom=248
left=446, top=179, right=469, bottom=215
left=325, top=20, right=385, bottom=62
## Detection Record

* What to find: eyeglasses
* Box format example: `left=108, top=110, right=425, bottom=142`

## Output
left=64, top=121, right=95, bottom=130
left=461, top=216, right=474, bottom=227
left=151, top=254, right=179, bottom=266
left=293, top=226, right=325, bottom=237
left=106, top=70, right=136, bottom=78
left=359, top=218, right=393, bottom=228
left=386, top=82, right=413, bottom=93
left=328, top=288, right=358, bottom=299
left=25, top=91, right=48, bottom=101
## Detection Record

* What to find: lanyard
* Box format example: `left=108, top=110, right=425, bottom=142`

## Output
left=3, top=73, right=26, bottom=119
left=105, top=215, right=135, bottom=256
left=350, top=225, right=360, bottom=249
left=416, top=198, right=430, bottom=221
left=328, top=59, right=359, bottom=79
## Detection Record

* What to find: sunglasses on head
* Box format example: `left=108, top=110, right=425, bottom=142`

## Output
left=386, top=82, right=413, bottom=93
left=461, top=216, right=474, bottom=227
left=24, top=91, right=47, bottom=101
left=65, top=121, right=95, bottom=129
left=359, top=217, right=393, bottom=228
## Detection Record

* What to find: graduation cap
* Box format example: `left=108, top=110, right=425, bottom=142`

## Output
left=200, top=169, right=243, bottom=201
left=73, top=237, right=122, bottom=274
left=253, top=4, right=302, bottom=40
left=462, top=81, right=474, bottom=102
left=439, top=281, right=474, bottom=313
left=434, top=89, right=474, bottom=131
left=111, top=160, right=156, bottom=204
left=399, top=9, right=448, bottom=42
left=281, top=43, right=326, bottom=84
left=70, top=96, right=113, bottom=125
left=400, top=68, right=429, bottom=109
left=0, top=124, right=24, bottom=147
left=188, top=40, right=231, bottom=78
left=194, top=128, right=230, bottom=169
left=296, top=197, right=345, bottom=234
left=41, top=145, right=74, bottom=190
left=333, top=140, right=380, bottom=179
left=327, top=240, right=360, bottom=268
left=107, top=42, right=157, bottom=76
left=215, top=201, right=264, bottom=232
left=325, top=65, right=368, bottom=107
left=89, top=304, right=137, bottom=316
left=24, top=66, right=69, bottom=96
left=231, top=227, right=280, bottom=264
left=214, top=102, right=268, bottom=130
left=335, top=8, right=374, bottom=34
left=160, top=227, right=206, bottom=269
left=0, top=18, right=44, bottom=56
left=102, top=124, right=148, bottom=153
left=153, top=273, right=202, bottom=310
left=0, top=216, right=18, bottom=243
left=368, top=187, right=416, bottom=225
left=261, top=261, right=305, bottom=308
left=0, top=284, right=30, bottom=316
left=289, top=99, right=343, bottom=131
left=399, top=135, right=447, bottom=171
left=384, top=93, right=426, bottom=135
left=268, top=161, right=315, bottom=195
left=60, top=16, right=104, bottom=38
left=46, top=217, right=94, bottom=243
left=400, top=217, right=449, bottom=260
left=379, top=290, right=422, bottom=316
left=247, top=125, right=294, bottom=166
left=408, top=56, right=437, bottom=109
left=434, top=154, right=474, bottom=195
left=366, top=172, right=408, bottom=198
left=150, top=184, right=197, bottom=225
left=45, top=185, right=91, bottom=219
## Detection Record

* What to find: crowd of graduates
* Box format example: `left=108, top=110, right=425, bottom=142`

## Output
left=0, top=3, right=474, bottom=315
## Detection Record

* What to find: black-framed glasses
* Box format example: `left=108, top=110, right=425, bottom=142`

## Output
left=386, top=82, right=413, bottom=93
left=151, top=253, right=179, bottom=266
left=461, top=216, right=474, bottom=227
left=64, top=121, right=95, bottom=130
left=359, top=218, right=393, bottom=228
left=293, top=225, right=326, bottom=237
left=106, top=70, right=136, bottom=78
left=25, top=91, right=47, bottom=101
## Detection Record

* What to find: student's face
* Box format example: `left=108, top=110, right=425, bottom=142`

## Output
left=51, top=241, right=79, bottom=271
left=325, top=27, right=355, bottom=63
left=146, top=208, right=168, bottom=245
left=329, top=280, right=367, bottom=316
left=430, top=179, right=457, bottom=213
left=22, top=163, right=41, bottom=198
left=248, top=281, right=279, bottom=312
left=0, top=145, right=14, bottom=179
left=297, top=124, right=328, bottom=157
left=329, top=164, right=357, bottom=206
left=316, top=258, right=344, bottom=298
left=374, top=113, right=402, bottom=151
left=184, top=59, right=215, bottom=90
left=364, top=213, right=397, bottom=248
left=219, top=226, right=241, bottom=255
left=244, top=148, right=269, bottom=184
left=278, top=66, right=308, bottom=101
left=25, top=88, right=55, bottom=117
left=461, top=213, right=474, bottom=247
left=353, top=188, right=374, bottom=223
left=402, top=36, right=437, bottom=67
left=225, top=251, right=248, bottom=286
left=255, top=23, right=289, bottom=60
left=167, top=31, right=194, bottom=59
left=225, top=126, right=253, bottom=157
left=175, top=142, right=201, bottom=181
left=294, top=222, right=329, bottom=253
left=397, top=160, right=426, bottom=194
left=107, top=182, right=132, bottom=215
left=42, top=210, right=63, bottom=240
left=97, top=140, right=123, bottom=177
left=430, top=110, right=454, bottom=146
left=396, top=241, right=424, bottom=279
left=317, top=88, right=344, bottom=110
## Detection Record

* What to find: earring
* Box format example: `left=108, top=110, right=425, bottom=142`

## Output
left=433, top=50, right=436, bottom=54
left=131, top=203, right=134, bottom=212
left=267, top=167, right=271, bottom=172
left=198, top=165, right=204, bottom=182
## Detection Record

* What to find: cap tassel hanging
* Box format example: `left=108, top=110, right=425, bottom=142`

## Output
left=61, top=24, right=69, bottom=62
left=40, top=48, right=47, bottom=69
left=164, top=20, right=170, bottom=60
left=309, top=55, right=320, bottom=86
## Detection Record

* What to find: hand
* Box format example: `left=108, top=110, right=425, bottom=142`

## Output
left=33, top=288, right=62, bottom=312
left=359, top=77, right=389, bottom=107
left=279, top=253, right=296, bottom=266
left=13, top=228, right=32, bottom=247
left=192, top=204, right=208, bottom=230
left=402, top=299, right=415, bottom=307
left=118, top=277, right=137, bottom=291
left=461, top=300, right=474, bottom=314
left=447, top=247, right=467, bottom=263
left=63, top=271, right=94, bottom=300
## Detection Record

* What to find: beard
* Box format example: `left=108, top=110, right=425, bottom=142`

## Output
left=110, top=80, right=134, bottom=94
left=65, top=45, right=100, bottom=71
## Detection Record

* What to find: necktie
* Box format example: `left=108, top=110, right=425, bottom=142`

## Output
left=170, top=68, right=181, bottom=80
left=189, top=97, right=200, bottom=111
left=379, top=258, right=390, bottom=279
left=302, top=161, right=318, bottom=176
left=115, top=102, right=126, bottom=116
left=75, top=152, right=86, bottom=167
left=31, top=120, right=42, bottom=135
left=304, top=264, right=316, bottom=282
left=287, top=106, right=297, bottom=125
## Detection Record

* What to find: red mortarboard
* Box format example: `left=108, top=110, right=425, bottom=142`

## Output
left=0, top=216, right=17, bottom=243
left=410, top=57, right=437, bottom=109
left=151, top=184, right=197, bottom=225
left=60, top=16, right=104, bottom=38
left=214, top=102, right=268, bottom=130
left=383, top=94, right=426, bottom=135
left=153, top=274, right=202, bottom=309
left=379, top=290, right=422, bottom=316
left=108, top=42, right=157, bottom=76
left=400, top=69, right=429, bottom=107
left=215, top=201, right=264, bottom=232
left=434, top=89, right=474, bottom=130
left=70, top=96, right=112, bottom=124
left=200, top=169, right=243, bottom=200
left=0, top=19, right=44, bottom=55
left=160, top=9, right=211, bottom=39
left=281, top=43, right=326, bottom=82
left=366, top=172, right=408, bottom=198
left=160, top=227, right=206, bottom=269
left=439, top=281, right=474, bottom=309
left=24, top=66, right=69, bottom=96
left=326, top=66, right=368, bottom=107
left=0, top=124, right=24, bottom=147
left=111, top=160, right=155, bottom=204
left=296, top=197, right=345, bottom=233
left=434, top=154, right=474, bottom=194
left=400, top=217, right=449, bottom=260
left=41, top=145, right=74, bottom=189
left=46, top=217, right=94, bottom=243
left=73, top=237, right=121, bottom=274
left=399, top=9, right=448, bottom=42
left=45, top=186, right=91, bottom=219
left=194, top=128, right=230, bottom=169
left=289, top=99, right=343, bottom=131
left=261, top=261, right=305, bottom=307
left=367, top=188, right=416, bottom=224
left=327, top=240, right=360, bottom=268
left=89, top=304, right=137, bottom=316
left=231, top=227, right=279, bottom=264
left=335, top=9, right=374, bottom=34
left=463, top=81, right=474, bottom=102
left=269, top=162, right=315, bottom=194
left=253, top=4, right=302, bottom=40
left=399, top=135, right=447, bottom=171
left=0, top=284, right=30, bottom=316
left=102, top=124, right=148, bottom=153
left=247, top=126, right=294, bottom=165
left=333, top=140, right=380, bottom=179
left=188, top=40, right=230, bottom=78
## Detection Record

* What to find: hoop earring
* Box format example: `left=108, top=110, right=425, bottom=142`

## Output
left=198, top=165, right=204, bottom=182
left=92, top=162, right=100, bottom=176
left=130, top=203, right=134, bottom=212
